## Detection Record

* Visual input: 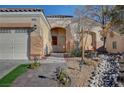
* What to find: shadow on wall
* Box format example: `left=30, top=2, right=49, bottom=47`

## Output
left=45, top=44, right=50, bottom=56
left=96, top=46, right=108, bottom=54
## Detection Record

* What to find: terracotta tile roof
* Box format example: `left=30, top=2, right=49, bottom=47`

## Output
left=0, top=8, right=42, bottom=12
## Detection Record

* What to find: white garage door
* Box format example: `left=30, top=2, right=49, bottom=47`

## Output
left=0, top=29, right=28, bottom=60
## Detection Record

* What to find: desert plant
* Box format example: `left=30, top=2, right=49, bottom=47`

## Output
left=71, top=48, right=82, bottom=57
left=55, top=67, right=71, bottom=87
left=28, top=57, right=41, bottom=69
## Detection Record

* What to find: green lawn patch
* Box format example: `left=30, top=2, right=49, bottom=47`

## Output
left=0, top=64, right=29, bottom=87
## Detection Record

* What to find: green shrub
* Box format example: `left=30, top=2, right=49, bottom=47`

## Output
left=85, top=50, right=92, bottom=58
left=70, top=48, right=97, bottom=58
left=28, top=58, right=41, bottom=69
left=28, top=62, right=41, bottom=69
left=71, top=48, right=82, bottom=57
left=56, top=68, right=71, bottom=86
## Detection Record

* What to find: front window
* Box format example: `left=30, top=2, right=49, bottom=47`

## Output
left=112, top=41, right=117, bottom=49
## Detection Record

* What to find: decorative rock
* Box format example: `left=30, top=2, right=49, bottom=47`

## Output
left=88, top=54, right=123, bottom=87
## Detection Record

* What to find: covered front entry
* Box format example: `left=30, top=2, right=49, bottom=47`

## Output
left=0, top=29, right=28, bottom=60
left=51, top=27, right=66, bottom=53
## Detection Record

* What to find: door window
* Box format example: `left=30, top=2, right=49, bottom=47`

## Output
left=52, top=36, right=57, bottom=45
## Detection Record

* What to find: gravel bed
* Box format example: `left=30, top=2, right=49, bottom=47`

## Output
left=65, top=57, right=99, bottom=87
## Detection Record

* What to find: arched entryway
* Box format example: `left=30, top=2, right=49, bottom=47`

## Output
left=51, top=27, right=66, bottom=53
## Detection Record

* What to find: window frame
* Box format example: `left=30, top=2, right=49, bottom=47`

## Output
left=112, top=41, right=117, bottom=49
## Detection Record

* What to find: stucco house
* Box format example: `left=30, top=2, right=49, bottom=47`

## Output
left=47, top=15, right=103, bottom=53
left=0, top=8, right=52, bottom=60
left=106, top=31, right=124, bottom=53
left=0, top=8, right=104, bottom=60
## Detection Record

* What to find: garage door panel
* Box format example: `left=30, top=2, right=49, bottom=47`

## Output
left=13, top=30, right=28, bottom=59
left=0, top=32, right=13, bottom=59
left=14, top=50, right=27, bottom=53
left=0, top=29, right=28, bottom=60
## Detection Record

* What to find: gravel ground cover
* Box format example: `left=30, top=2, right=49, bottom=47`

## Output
left=65, top=57, right=99, bottom=87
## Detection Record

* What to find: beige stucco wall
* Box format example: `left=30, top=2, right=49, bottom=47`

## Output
left=47, top=17, right=72, bottom=28
left=78, top=32, right=96, bottom=51
left=65, top=26, right=75, bottom=52
left=106, top=32, right=124, bottom=53
left=30, top=13, right=52, bottom=58
left=90, top=26, right=103, bottom=49
left=83, top=33, right=93, bottom=50
left=39, top=15, right=52, bottom=56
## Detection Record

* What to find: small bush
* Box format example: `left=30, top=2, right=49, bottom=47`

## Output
left=85, top=50, right=97, bottom=58
left=28, top=63, right=41, bottom=69
left=56, top=67, right=71, bottom=86
left=28, top=57, right=41, bottom=69
left=71, top=48, right=82, bottom=57
left=83, top=61, right=92, bottom=66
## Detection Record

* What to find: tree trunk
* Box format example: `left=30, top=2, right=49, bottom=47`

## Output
left=81, top=29, right=84, bottom=62
left=103, top=36, right=106, bottom=51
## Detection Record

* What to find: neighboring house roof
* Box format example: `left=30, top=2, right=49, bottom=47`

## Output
left=110, top=24, right=124, bottom=35
left=47, top=15, right=73, bottom=18
left=108, top=31, right=124, bottom=38
left=70, top=17, right=101, bottom=27
left=115, top=28, right=124, bottom=35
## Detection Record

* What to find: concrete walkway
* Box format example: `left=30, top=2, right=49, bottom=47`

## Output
left=40, top=56, right=66, bottom=63
left=40, top=53, right=66, bottom=63
left=11, top=54, right=66, bottom=87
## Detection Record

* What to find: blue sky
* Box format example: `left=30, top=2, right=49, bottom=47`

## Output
left=0, top=5, right=80, bottom=16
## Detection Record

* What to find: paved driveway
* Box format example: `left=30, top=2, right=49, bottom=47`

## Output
left=11, top=63, right=66, bottom=87
left=0, top=53, right=66, bottom=87
left=0, top=60, right=28, bottom=79
left=11, top=55, right=66, bottom=87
